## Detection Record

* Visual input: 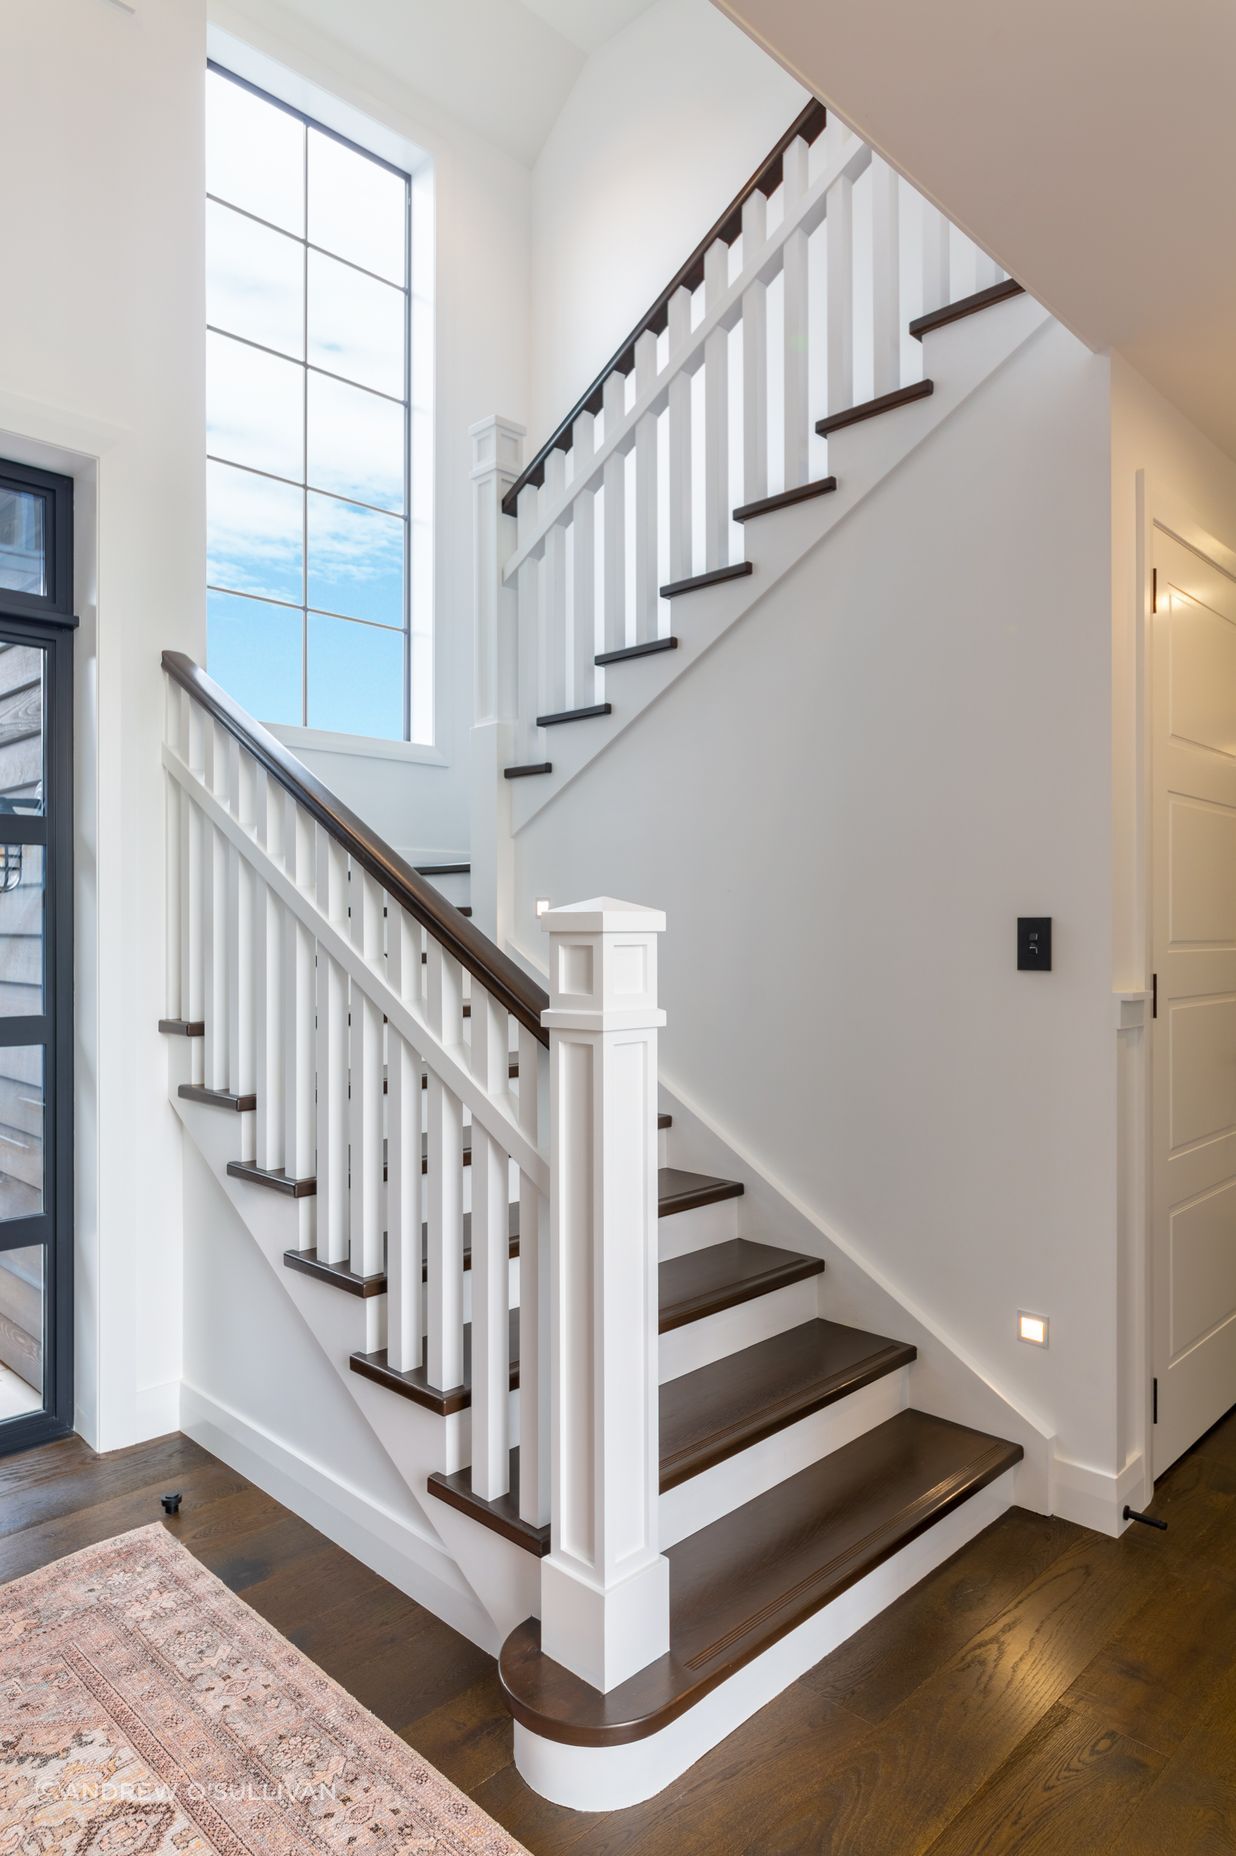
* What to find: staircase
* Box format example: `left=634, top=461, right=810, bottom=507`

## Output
left=162, top=99, right=1043, bottom=1813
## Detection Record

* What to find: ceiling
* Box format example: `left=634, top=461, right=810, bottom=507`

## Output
left=713, top=0, right=1236, bottom=460
left=263, top=0, right=656, bottom=164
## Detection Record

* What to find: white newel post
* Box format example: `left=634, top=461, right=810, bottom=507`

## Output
left=539, top=898, right=670, bottom=1693
left=469, top=415, right=525, bottom=944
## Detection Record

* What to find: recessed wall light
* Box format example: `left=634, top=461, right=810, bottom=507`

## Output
left=1018, top=1311, right=1049, bottom=1348
left=535, top=897, right=550, bottom=917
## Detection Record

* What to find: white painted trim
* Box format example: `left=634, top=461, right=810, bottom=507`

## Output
left=271, top=725, right=449, bottom=767
left=514, top=1468, right=1015, bottom=1809
left=180, top=1380, right=497, bottom=1650
left=135, top=1379, right=182, bottom=1438
left=1052, top=1450, right=1146, bottom=1538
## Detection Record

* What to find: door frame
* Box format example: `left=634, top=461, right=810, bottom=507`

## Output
left=1130, top=475, right=1236, bottom=1490
left=0, top=458, right=76, bottom=1453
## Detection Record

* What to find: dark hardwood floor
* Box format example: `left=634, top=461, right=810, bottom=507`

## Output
left=3, top=1411, right=1235, bottom=1854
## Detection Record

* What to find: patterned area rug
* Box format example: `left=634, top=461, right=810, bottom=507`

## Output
left=0, top=1523, right=528, bottom=1854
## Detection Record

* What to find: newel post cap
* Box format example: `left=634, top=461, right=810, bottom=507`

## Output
left=470, top=415, right=526, bottom=479
left=540, top=896, right=666, bottom=936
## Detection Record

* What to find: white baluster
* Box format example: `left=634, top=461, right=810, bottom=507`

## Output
left=469, top=984, right=512, bottom=1500
left=633, top=330, right=659, bottom=642
left=386, top=901, right=424, bottom=1372
left=517, top=1023, right=550, bottom=1529
left=870, top=158, right=901, bottom=398
left=540, top=451, right=568, bottom=719
left=225, top=739, right=255, bottom=1112
left=826, top=168, right=855, bottom=417
left=516, top=483, right=541, bottom=763
left=973, top=245, right=1001, bottom=291
left=741, top=190, right=769, bottom=509
left=601, top=372, right=627, bottom=655
left=922, top=198, right=950, bottom=315
left=180, top=697, right=206, bottom=1032
left=703, top=240, right=731, bottom=568
left=425, top=940, right=465, bottom=1390
left=781, top=139, right=811, bottom=490
left=315, top=826, right=349, bottom=1262
left=348, top=868, right=384, bottom=1279
left=202, top=721, right=229, bottom=1091
left=666, top=285, right=693, bottom=585
left=253, top=770, right=284, bottom=1168
left=283, top=793, right=315, bottom=1183
left=164, top=680, right=182, bottom=1020
left=570, top=411, right=597, bottom=709
left=540, top=899, right=669, bottom=1692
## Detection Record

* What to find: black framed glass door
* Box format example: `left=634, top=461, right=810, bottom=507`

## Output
left=0, top=459, right=74, bottom=1453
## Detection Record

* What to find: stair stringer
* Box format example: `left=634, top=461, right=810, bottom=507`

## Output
left=507, top=291, right=1051, bottom=831
left=167, top=1040, right=542, bottom=1650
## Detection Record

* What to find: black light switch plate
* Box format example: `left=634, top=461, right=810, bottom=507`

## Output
left=1018, top=917, right=1052, bottom=971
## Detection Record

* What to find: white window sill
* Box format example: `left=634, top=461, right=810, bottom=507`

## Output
left=271, top=724, right=448, bottom=767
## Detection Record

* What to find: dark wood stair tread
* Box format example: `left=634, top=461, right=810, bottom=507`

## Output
left=659, top=1318, right=914, bottom=1490
left=159, top=1018, right=205, bottom=1037
left=733, top=477, right=836, bottom=524
left=415, top=861, right=471, bottom=876
left=429, top=1317, right=913, bottom=1553
left=177, top=1083, right=256, bottom=1113
left=499, top=1410, right=1023, bottom=1746
left=535, top=703, right=612, bottom=727
left=815, top=380, right=933, bottom=437
left=660, top=562, right=752, bottom=599
left=596, top=637, right=678, bottom=667
left=909, top=278, right=1024, bottom=340
left=347, top=1226, right=807, bottom=1415
left=284, top=1247, right=386, bottom=1298
left=658, top=1238, right=822, bottom=1331
left=504, top=762, right=552, bottom=779
left=657, top=1168, right=744, bottom=1217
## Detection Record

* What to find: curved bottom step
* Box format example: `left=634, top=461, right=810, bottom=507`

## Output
left=500, top=1410, right=1020, bottom=1807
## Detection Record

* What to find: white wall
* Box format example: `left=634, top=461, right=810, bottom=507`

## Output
left=210, top=0, right=533, bottom=865
left=511, top=320, right=1123, bottom=1479
left=529, top=0, right=805, bottom=438
left=0, top=0, right=207, bottom=1449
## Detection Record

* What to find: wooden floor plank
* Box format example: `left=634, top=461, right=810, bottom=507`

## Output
left=921, top=1699, right=1166, bottom=1856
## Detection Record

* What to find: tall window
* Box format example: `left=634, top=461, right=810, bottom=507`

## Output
left=206, top=65, right=420, bottom=742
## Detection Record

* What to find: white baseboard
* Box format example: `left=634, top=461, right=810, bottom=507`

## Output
left=515, top=1468, right=1015, bottom=1809
left=179, top=1381, right=499, bottom=1651
left=1052, top=1450, right=1147, bottom=1537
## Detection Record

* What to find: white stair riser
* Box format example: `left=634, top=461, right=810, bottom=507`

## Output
left=513, top=1469, right=1016, bottom=1810
left=659, top=1367, right=909, bottom=1548
left=657, top=1195, right=741, bottom=1259
left=659, top=1273, right=823, bottom=1382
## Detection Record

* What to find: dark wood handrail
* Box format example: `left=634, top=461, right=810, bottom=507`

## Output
left=162, top=651, right=551, bottom=1044
left=501, top=97, right=826, bottom=519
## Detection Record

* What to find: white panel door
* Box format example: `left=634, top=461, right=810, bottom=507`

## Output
left=1152, top=526, right=1236, bottom=1472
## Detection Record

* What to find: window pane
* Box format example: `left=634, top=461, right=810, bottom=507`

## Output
left=0, top=489, right=45, bottom=597
left=0, top=846, right=42, bottom=1018
left=0, top=644, right=44, bottom=818
left=207, top=200, right=304, bottom=359
left=308, top=373, right=403, bottom=514
left=207, top=70, right=304, bottom=235
left=0, top=1048, right=42, bottom=1220
left=208, top=331, right=303, bottom=481
left=307, top=493, right=403, bottom=627
left=0, top=1245, right=43, bottom=1414
left=208, top=590, right=303, bottom=726
left=308, top=250, right=404, bottom=397
left=209, top=461, right=303, bottom=604
left=307, top=613, right=404, bottom=738
left=308, top=129, right=405, bottom=284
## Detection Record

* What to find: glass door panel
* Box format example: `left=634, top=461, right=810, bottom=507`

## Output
left=0, top=457, right=72, bottom=1456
